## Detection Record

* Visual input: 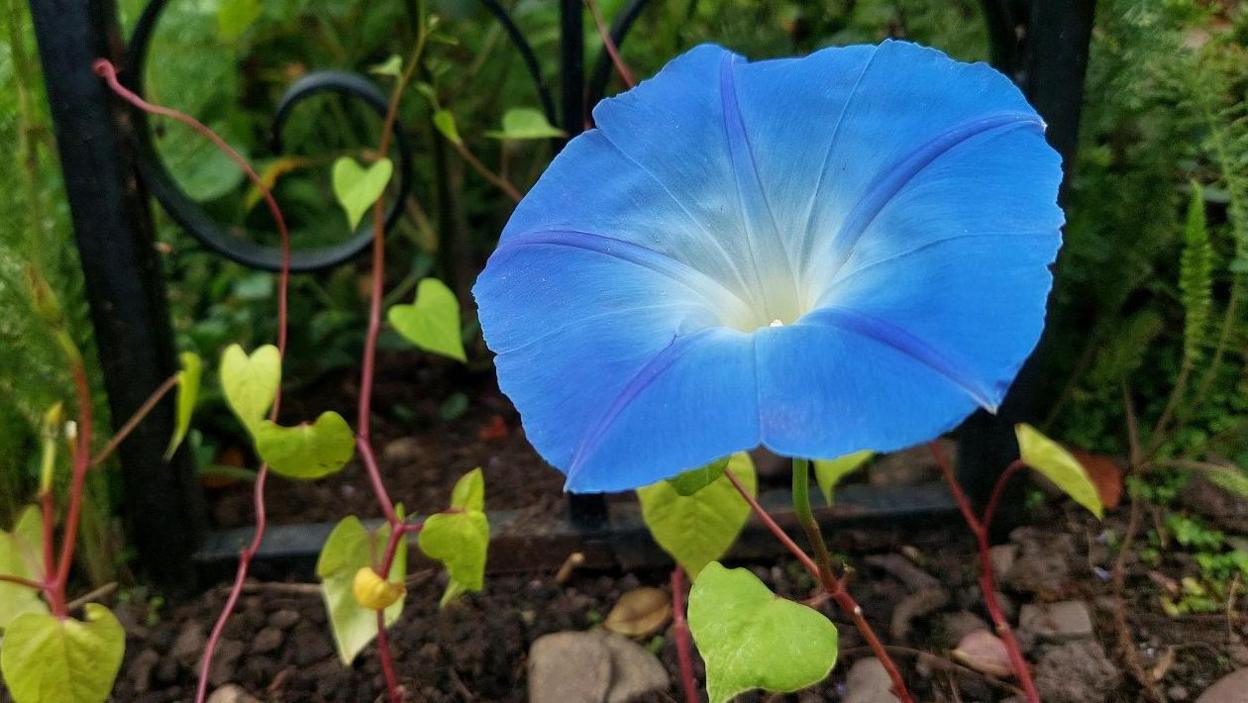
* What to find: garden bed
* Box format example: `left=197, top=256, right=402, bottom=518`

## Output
left=6, top=502, right=1234, bottom=703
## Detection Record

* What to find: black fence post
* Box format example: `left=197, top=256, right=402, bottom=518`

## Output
left=558, top=0, right=610, bottom=531
left=29, top=0, right=205, bottom=593
left=956, top=0, right=1097, bottom=513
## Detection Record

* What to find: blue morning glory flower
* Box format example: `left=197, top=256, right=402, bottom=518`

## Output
left=473, top=41, right=1063, bottom=493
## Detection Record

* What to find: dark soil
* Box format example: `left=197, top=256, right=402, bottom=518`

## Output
left=90, top=504, right=1248, bottom=702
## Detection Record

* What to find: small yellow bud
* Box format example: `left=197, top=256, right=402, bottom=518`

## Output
left=352, top=567, right=404, bottom=610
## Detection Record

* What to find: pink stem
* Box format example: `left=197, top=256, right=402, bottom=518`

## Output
left=376, top=610, right=402, bottom=702
left=928, top=442, right=1039, bottom=703
left=93, top=59, right=290, bottom=703
left=670, top=567, right=699, bottom=703
left=722, top=469, right=914, bottom=703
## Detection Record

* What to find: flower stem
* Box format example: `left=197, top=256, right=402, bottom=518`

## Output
left=723, top=467, right=914, bottom=703
left=670, top=566, right=699, bottom=703
left=928, top=441, right=1039, bottom=703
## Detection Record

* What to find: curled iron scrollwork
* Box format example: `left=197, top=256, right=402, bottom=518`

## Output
left=117, top=0, right=654, bottom=273
left=122, top=0, right=414, bottom=272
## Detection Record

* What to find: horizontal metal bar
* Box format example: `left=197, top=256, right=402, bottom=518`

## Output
left=195, top=481, right=957, bottom=581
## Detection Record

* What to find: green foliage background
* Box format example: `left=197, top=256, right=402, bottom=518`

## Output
left=2, top=0, right=1247, bottom=586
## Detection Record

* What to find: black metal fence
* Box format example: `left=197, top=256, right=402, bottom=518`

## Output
left=28, top=0, right=1095, bottom=592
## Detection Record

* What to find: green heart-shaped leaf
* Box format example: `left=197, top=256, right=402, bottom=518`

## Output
left=814, top=450, right=874, bottom=505
left=419, top=469, right=489, bottom=606
left=332, top=156, right=393, bottom=231
left=0, top=603, right=124, bottom=703
left=1015, top=423, right=1103, bottom=519
left=219, top=344, right=280, bottom=435
left=316, top=511, right=407, bottom=665
left=387, top=278, right=466, bottom=362
left=637, top=452, right=755, bottom=579
left=689, top=563, right=839, bottom=703
left=254, top=411, right=355, bottom=480
left=0, top=506, right=47, bottom=629
left=164, top=351, right=202, bottom=459
left=485, top=107, right=565, bottom=140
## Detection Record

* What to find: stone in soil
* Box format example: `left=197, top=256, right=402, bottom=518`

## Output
left=1019, top=600, right=1094, bottom=642
left=250, top=626, right=284, bottom=654
left=171, top=621, right=207, bottom=669
left=1196, top=668, right=1248, bottom=703
left=843, top=657, right=902, bottom=703
left=889, top=587, right=950, bottom=641
left=1032, top=640, right=1121, bottom=703
left=1005, top=527, right=1078, bottom=597
left=205, top=684, right=261, bottom=703
left=527, top=630, right=667, bottom=703
left=934, top=611, right=990, bottom=650
left=126, top=648, right=161, bottom=694
left=863, top=553, right=942, bottom=592
left=267, top=608, right=301, bottom=630
left=988, top=543, right=1019, bottom=582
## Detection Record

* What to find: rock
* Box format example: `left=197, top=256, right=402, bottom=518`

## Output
left=528, top=630, right=668, bottom=703
left=1170, top=685, right=1189, bottom=701
left=601, top=632, right=670, bottom=703
left=889, top=587, right=950, bottom=641
left=290, top=624, right=334, bottom=665
left=382, top=436, right=423, bottom=463
left=934, top=611, right=990, bottom=649
left=206, top=684, right=261, bottom=703
left=268, top=608, right=301, bottom=630
left=1006, top=528, right=1078, bottom=597
left=251, top=626, right=284, bottom=654
left=844, top=658, right=902, bottom=703
left=988, top=544, right=1019, bottom=582
left=863, top=554, right=942, bottom=592
left=207, top=638, right=244, bottom=687
left=1019, top=601, right=1094, bottom=642
left=171, top=622, right=207, bottom=668
left=1197, top=668, right=1248, bottom=703
left=1180, top=474, right=1248, bottom=534
left=993, top=591, right=1018, bottom=621
left=1033, top=641, right=1120, bottom=703
left=127, top=648, right=161, bottom=694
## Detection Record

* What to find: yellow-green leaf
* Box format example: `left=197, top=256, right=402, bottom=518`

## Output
left=449, top=467, right=484, bottom=512
left=1015, top=423, right=1103, bottom=519
left=370, top=54, right=403, bottom=77
left=316, top=511, right=407, bottom=665
left=164, top=352, right=202, bottom=459
left=637, top=452, right=755, bottom=579
left=0, top=507, right=47, bottom=629
left=485, top=107, right=565, bottom=140
left=666, top=456, right=730, bottom=496
left=419, top=470, right=489, bottom=606
left=814, top=450, right=874, bottom=505
left=419, top=511, right=489, bottom=607
left=254, top=411, right=355, bottom=480
left=331, top=157, right=393, bottom=231
left=219, top=344, right=280, bottom=435
left=0, top=603, right=124, bottom=703
left=432, top=109, right=462, bottom=146
left=689, top=563, right=838, bottom=703
left=387, top=278, right=466, bottom=362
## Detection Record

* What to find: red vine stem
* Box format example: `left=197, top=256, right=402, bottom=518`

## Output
left=722, top=468, right=914, bottom=703
left=49, top=364, right=94, bottom=617
left=89, top=373, right=179, bottom=468
left=670, top=567, right=699, bottom=703
left=91, top=58, right=291, bottom=703
left=584, top=0, right=635, bottom=88
left=0, top=574, right=44, bottom=591
left=928, top=442, right=1039, bottom=703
